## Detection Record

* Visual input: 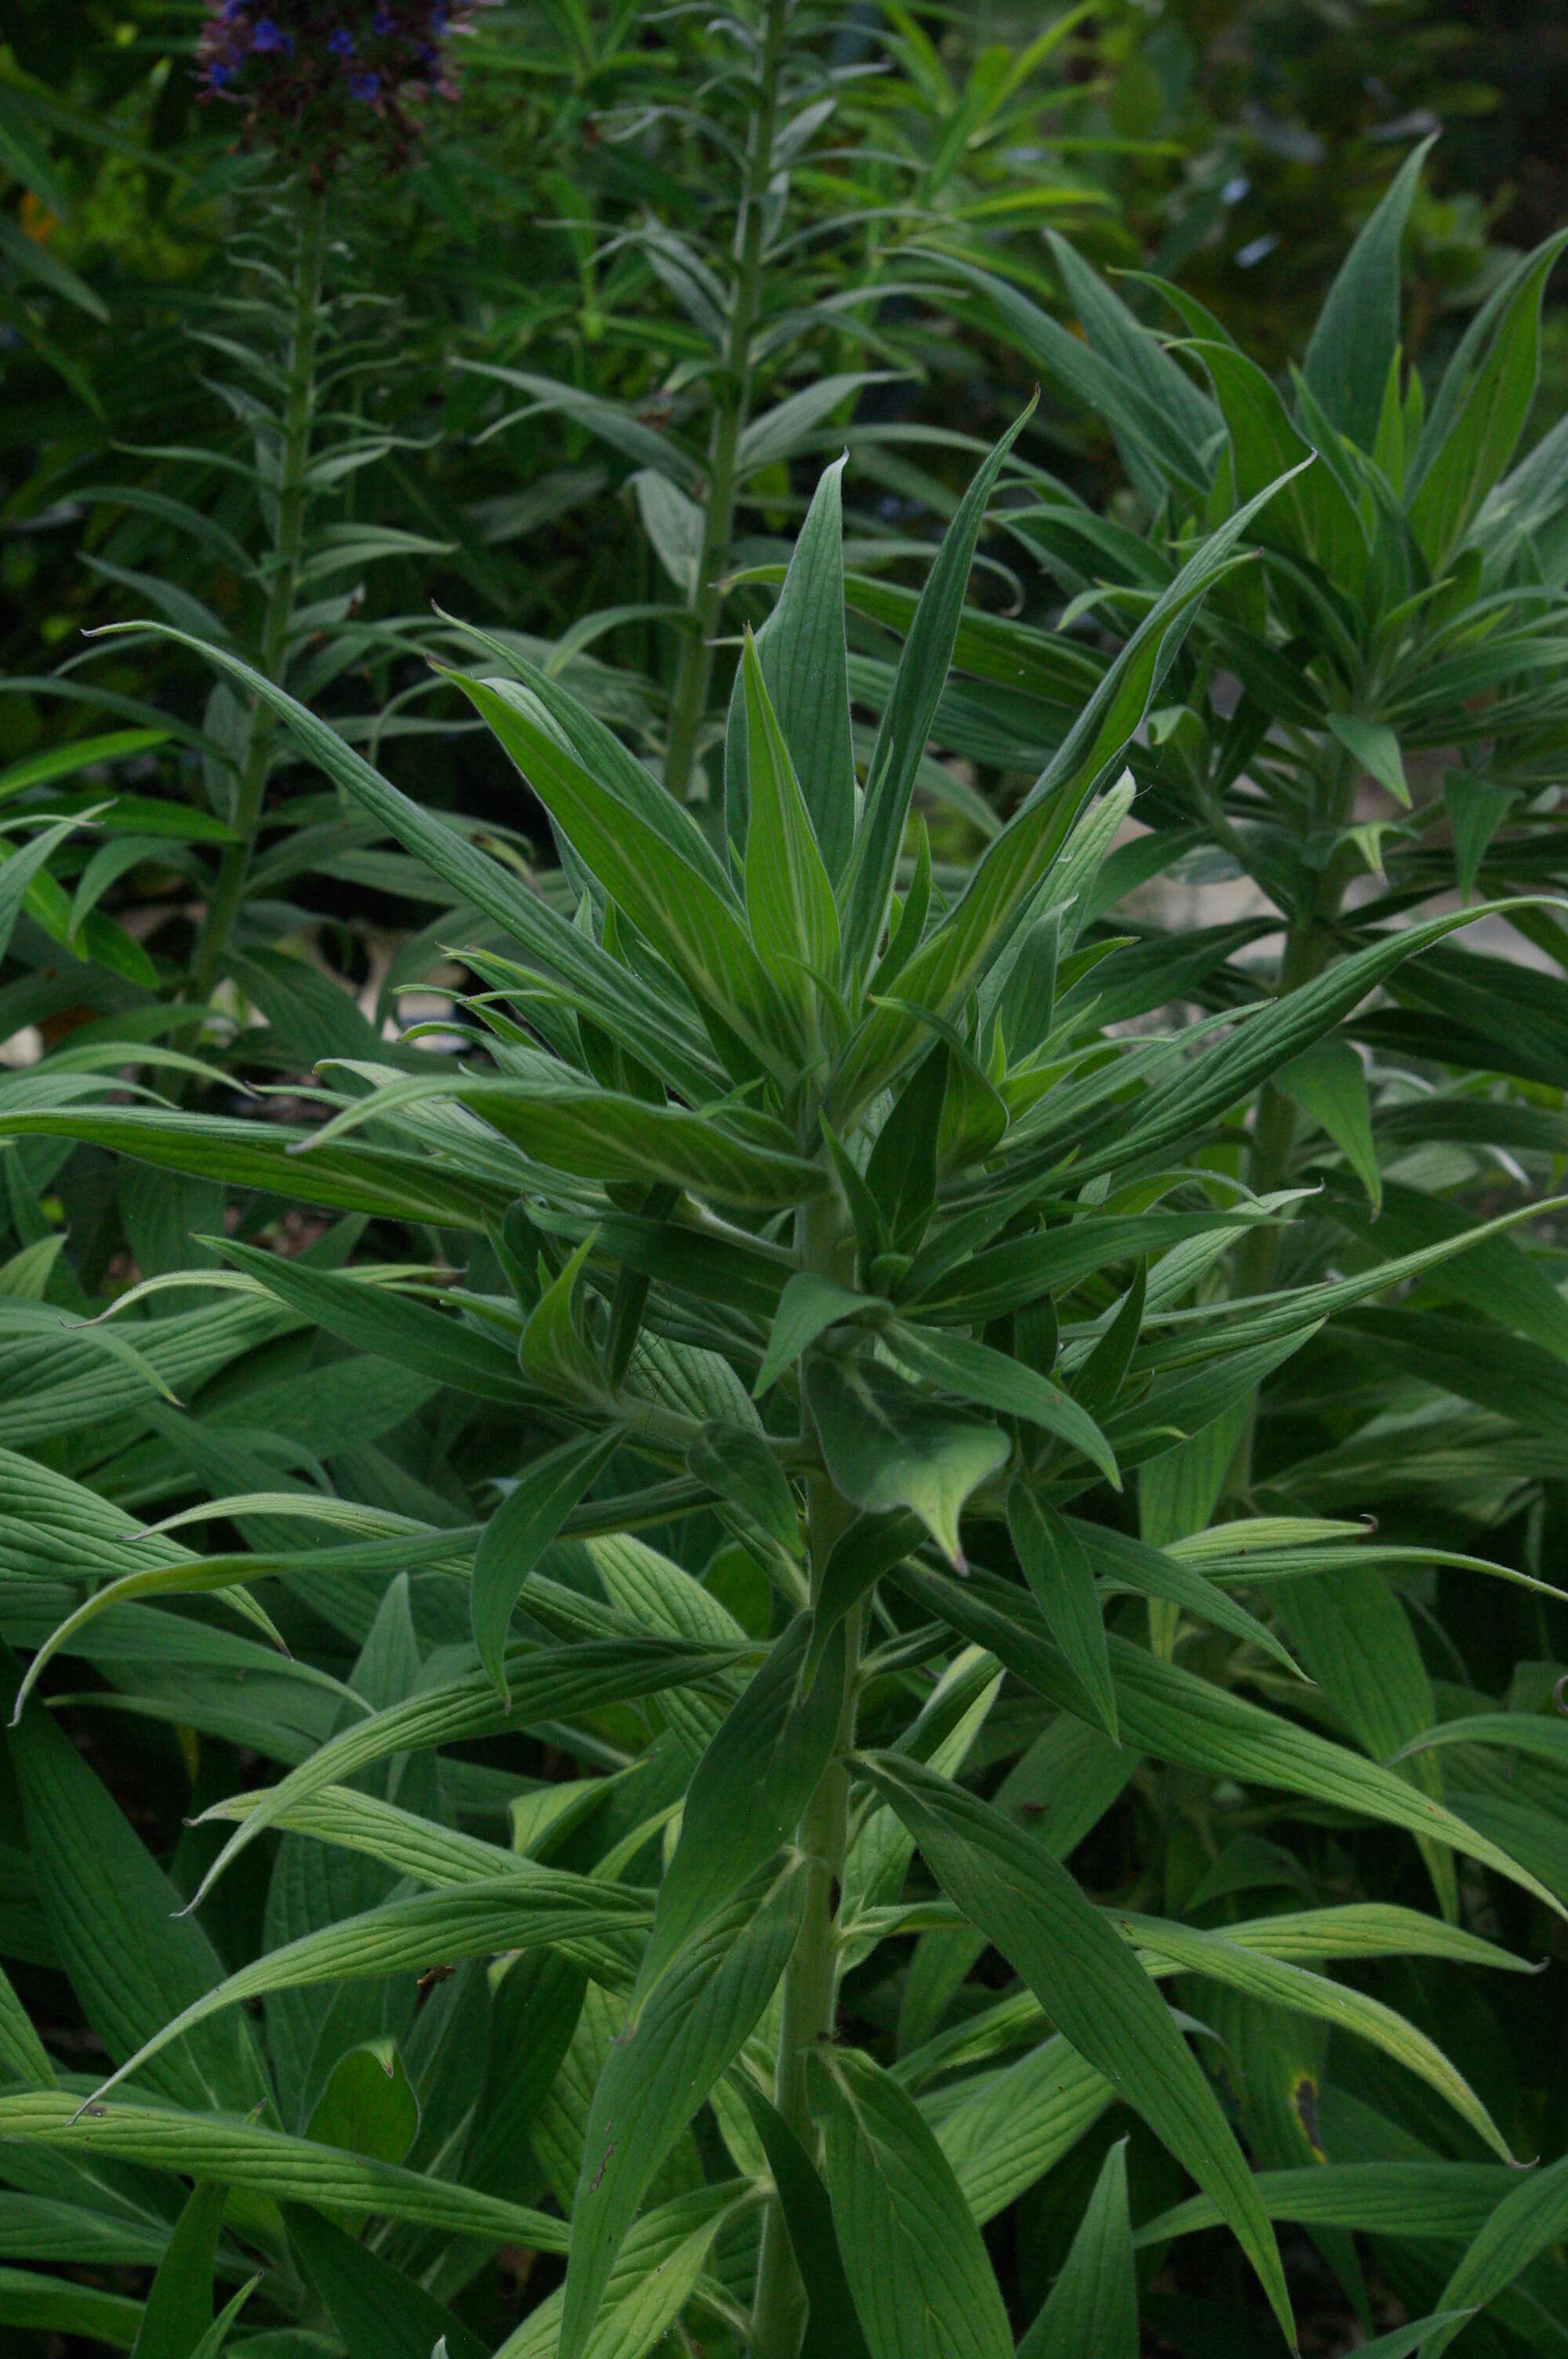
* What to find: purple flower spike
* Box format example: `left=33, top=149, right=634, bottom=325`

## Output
left=196, top=0, right=480, bottom=176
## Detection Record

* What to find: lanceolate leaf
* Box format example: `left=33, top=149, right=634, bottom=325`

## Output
left=895, top=1561, right=1566, bottom=1918
left=457, top=671, right=802, bottom=1076
left=285, top=2203, right=489, bottom=2359
left=473, top=1427, right=626, bottom=1699
left=741, top=631, right=841, bottom=1012
left=844, top=399, right=1036, bottom=969
left=127, top=2181, right=227, bottom=2359
left=855, top=1750, right=1295, bottom=2342
left=739, top=2081, right=873, bottom=2359
left=85, top=626, right=721, bottom=1100
left=0, top=2092, right=570, bottom=2251
left=637, top=1613, right=844, bottom=1991
left=1007, top=1483, right=1117, bottom=1739
left=559, top=1863, right=805, bottom=2359
left=82, top=1872, right=651, bottom=2108
left=1425, top=2154, right=1568, bottom=2358
left=1301, top=137, right=1432, bottom=449
left=811, top=2046, right=1014, bottom=2359
left=180, top=1636, right=742, bottom=1910
left=2, top=1661, right=268, bottom=2117
left=727, top=454, right=855, bottom=878
left=1017, top=2138, right=1138, bottom=2359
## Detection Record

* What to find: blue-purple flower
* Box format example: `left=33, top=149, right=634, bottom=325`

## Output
left=197, top=0, right=479, bottom=176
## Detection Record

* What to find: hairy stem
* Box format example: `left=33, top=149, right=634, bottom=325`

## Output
left=661, top=0, right=792, bottom=803
left=191, top=186, right=328, bottom=1002
left=750, top=1186, right=858, bottom=2359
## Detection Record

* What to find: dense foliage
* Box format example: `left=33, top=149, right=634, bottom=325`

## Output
left=2, top=6, right=1568, bottom=2358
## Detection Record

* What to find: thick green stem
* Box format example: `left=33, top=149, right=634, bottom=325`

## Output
left=661, top=0, right=791, bottom=803
left=191, top=187, right=327, bottom=1003
left=750, top=1188, right=858, bottom=2359
left=1228, top=888, right=1346, bottom=1497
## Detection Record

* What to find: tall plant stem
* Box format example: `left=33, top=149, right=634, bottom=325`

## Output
left=191, top=186, right=328, bottom=1003
left=661, top=0, right=792, bottom=803
left=1227, top=900, right=1341, bottom=1492
left=750, top=1185, right=858, bottom=2359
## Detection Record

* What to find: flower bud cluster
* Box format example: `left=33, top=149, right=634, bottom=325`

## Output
left=197, top=1, right=476, bottom=176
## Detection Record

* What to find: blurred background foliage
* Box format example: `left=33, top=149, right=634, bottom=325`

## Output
left=5, top=0, right=1567, bottom=714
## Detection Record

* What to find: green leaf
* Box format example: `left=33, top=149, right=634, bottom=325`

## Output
left=807, top=1510, right=922, bottom=1685
left=811, top=2046, right=1014, bottom=2359
left=82, top=1870, right=650, bottom=2110
left=638, top=1614, right=843, bottom=1991
left=739, top=2081, right=874, bottom=2359
left=179, top=1634, right=737, bottom=1912
left=0, top=1103, right=508, bottom=1230
left=844, top=400, right=1037, bottom=970
left=687, top=1420, right=803, bottom=1557
left=807, top=1354, right=1010, bottom=1566
left=1275, top=1565, right=1457, bottom=1918
left=85, top=625, right=720, bottom=1101
left=518, top=1231, right=615, bottom=1408
left=895, top=1561, right=1566, bottom=1920
left=855, top=1749, right=1294, bottom=2344
left=755, top=1272, right=887, bottom=1398
left=1408, top=229, right=1568, bottom=566
left=285, top=2202, right=488, bottom=2359
left=456, top=670, right=801, bottom=1074
left=0, top=2088, right=571, bottom=2251
left=0, top=1959, right=54, bottom=2088
left=1119, top=1917, right=1510, bottom=2156
left=1274, top=1038, right=1381, bottom=1210
left=1008, top=1484, right=1117, bottom=1740
left=559, top=1863, right=805, bottom=2359
left=0, top=727, right=169, bottom=805
left=0, top=816, right=88, bottom=968
left=1425, top=2154, right=1568, bottom=2357
left=1136, top=2161, right=1512, bottom=2248
left=214, top=1239, right=531, bottom=1403
left=2, top=1659, right=268, bottom=2117
left=882, top=1321, right=1121, bottom=1489
left=830, top=467, right=1304, bottom=1117
left=473, top=1427, right=626, bottom=1699
left=727, top=454, right=855, bottom=879
left=127, top=2180, right=227, bottom=2359
left=0, top=2266, right=142, bottom=2350
left=305, top=2036, right=420, bottom=2168
left=1327, top=712, right=1410, bottom=807
left=864, top=1043, right=948, bottom=1252
left=1017, top=2138, right=1138, bottom=2359
left=741, top=630, right=841, bottom=1010
left=307, top=1068, right=829, bottom=1210
left=1301, top=138, right=1432, bottom=449
left=493, top=2185, right=743, bottom=2359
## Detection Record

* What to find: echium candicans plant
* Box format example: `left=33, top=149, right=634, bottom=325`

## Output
left=3, top=432, right=1566, bottom=2352
left=893, top=148, right=1568, bottom=1492
left=168, top=0, right=484, bottom=1009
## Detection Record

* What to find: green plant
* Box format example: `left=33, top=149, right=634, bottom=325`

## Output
left=880, top=156, right=1568, bottom=1473
left=2, top=434, right=1566, bottom=2355
left=453, top=0, right=1122, bottom=802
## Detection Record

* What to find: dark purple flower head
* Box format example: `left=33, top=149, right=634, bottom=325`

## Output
left=197, top=0, right=481, bottom=177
